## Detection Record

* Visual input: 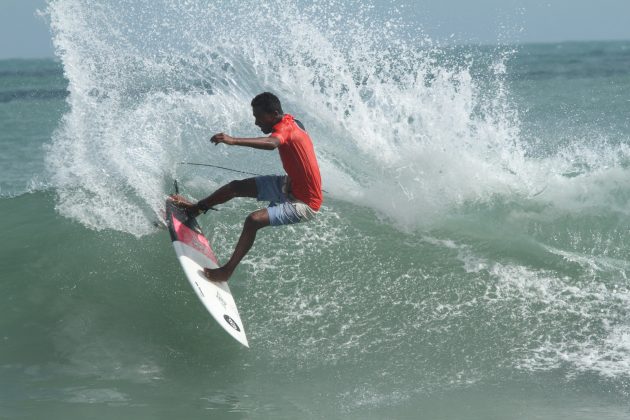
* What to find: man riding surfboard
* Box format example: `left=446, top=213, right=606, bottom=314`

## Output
left=170, top=92, right=323, bottom=282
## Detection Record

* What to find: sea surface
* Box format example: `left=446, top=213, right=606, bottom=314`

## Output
left=2, top=1, right=630, bottom=419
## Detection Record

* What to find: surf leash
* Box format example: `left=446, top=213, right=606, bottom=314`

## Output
left=178, top=162, right=329, bottom=194
left=179, top=162, right=262, bottom=177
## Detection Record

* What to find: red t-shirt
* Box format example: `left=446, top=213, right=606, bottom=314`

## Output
left=271, top=114, right=323, bottom=210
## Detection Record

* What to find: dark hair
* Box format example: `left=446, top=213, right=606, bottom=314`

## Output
left=251, top=92, right=283, bottom=114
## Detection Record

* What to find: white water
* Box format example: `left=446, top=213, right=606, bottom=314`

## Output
left=45, top=0, right=630, bottom=237
left=42, top=0, right=517, bottom=235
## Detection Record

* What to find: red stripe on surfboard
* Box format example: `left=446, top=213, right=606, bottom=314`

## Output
left=171, top=214, right=219, bottom=265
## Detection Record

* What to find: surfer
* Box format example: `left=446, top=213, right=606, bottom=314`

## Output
left=171, top=92, right=323, bottom=282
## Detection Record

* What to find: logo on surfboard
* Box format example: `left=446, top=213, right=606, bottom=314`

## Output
left=223, top=314, right=240, bottom=332
left=216, top=291, right=227, bottom=309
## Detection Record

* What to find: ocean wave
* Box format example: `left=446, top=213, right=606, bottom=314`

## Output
left=0, top=88, right=68, bottom=103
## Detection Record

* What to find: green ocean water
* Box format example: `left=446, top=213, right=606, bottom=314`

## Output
left=2, top=1, right=630, bottom=418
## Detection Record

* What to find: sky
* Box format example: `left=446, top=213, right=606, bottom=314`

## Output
left=402, top=0, right=630, bottom=45
left=1, top=0, right=630, bottom=59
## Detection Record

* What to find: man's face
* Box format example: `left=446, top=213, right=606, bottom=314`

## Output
left=253, top=106, right=280, bottom=134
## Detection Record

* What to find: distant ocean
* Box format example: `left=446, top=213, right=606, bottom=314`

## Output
left=2, top=0, right=630, bottom=418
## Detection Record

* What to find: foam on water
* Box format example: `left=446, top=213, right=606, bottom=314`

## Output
left=45, top=0, right=630, bottom=234
left=42, top=0, right=502, bottom=234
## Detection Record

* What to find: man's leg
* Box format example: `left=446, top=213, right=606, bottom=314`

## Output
left=197, top=178, right=257, bottom=209
left=204, top=208, right=270, bottom=282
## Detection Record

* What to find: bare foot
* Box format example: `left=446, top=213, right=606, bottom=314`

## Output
left=168, top=195, right=200, bottom=217
left=203, top=266, right=233, bottom=282
left=168, top=194, right=191, bottom=206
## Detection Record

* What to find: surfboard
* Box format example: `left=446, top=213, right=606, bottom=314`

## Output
left=165, top=197, right=249, bottom=347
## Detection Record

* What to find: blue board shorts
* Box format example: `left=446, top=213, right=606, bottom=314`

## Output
left=255, top=175, right=318, bottom=226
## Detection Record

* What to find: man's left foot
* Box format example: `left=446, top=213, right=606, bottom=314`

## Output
left=203, top=267, right=232, bottom=282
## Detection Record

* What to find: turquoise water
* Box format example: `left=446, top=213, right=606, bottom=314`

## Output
left=2, top=0, right=630, bottom=418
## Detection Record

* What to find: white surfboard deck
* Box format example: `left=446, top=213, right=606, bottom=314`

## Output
left=166, top=199, right=249, bottom=347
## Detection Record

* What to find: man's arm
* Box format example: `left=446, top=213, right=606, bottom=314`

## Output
left=211, top=133, right=280, bottom=150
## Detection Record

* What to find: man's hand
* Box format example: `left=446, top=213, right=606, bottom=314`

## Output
left=211, top=133, right=236, bottom=146
left=210, top=133, right=280, bottom=150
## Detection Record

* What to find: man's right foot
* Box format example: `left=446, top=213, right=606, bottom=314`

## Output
left=203, top=266, right=233, bottom=282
